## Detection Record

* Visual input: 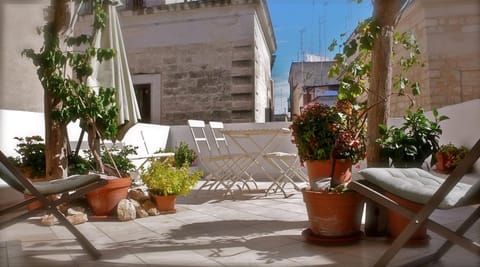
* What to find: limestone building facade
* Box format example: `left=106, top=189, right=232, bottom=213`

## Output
left=391, top=0, right=480, bottom=116
left=1, top=0, right=276, bottom=126
left=86, top=0, right=277, bottom=125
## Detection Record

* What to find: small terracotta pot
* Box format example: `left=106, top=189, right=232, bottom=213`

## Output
left=435, top=152, right=454, bottom=174
left=152, top=194, right=177, bottom=213
left=302, top=189, right=363, bottom=237
left=86, top=177, right=131, bottom=216
left=385, top=192, right=427, bottom=241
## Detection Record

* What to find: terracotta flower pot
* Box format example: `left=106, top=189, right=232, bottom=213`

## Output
left=385, top=192, right=427, bottom=241
left=306, top=159, right=352, bottom=185
left=435, top=152, right=454, bottom=174
left=152, top=194, right=177, bottom=213
left=86, top=177, right=131, bottom=216
left=24, top=194, right=43, bottom=211
left=302, top=189, right=363, bottom=237
left=23, top=177, right=47, bottom=211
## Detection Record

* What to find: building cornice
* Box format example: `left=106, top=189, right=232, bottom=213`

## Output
left=122, top=0, right=276, bottom=54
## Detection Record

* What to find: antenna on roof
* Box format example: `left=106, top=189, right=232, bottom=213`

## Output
left=299, top=27, right=305, bottom=62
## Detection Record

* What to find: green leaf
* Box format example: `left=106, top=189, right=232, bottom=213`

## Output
left=328, top=39, right=338, bottom=52
left=412, top=82, right=421, bottom=95
left=438, top=115, right=449, bottom=122
left=344, top=39, right=358, bottom=57
left=378, top=124, right=388, bottom=134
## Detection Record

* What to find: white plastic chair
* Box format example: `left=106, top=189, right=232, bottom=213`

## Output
left=121, top=123, right=174, bottom=183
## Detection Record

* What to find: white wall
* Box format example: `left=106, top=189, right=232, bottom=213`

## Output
left=0, top=109, right=45, bottom=157
left=0, top=0, right=47, bottom=112
left=168, top=121, right=299, bottom=178
left=2, top=99, right=478, bottom=176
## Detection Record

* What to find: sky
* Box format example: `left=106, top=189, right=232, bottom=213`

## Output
left=266, top=0, right=373, bottom=114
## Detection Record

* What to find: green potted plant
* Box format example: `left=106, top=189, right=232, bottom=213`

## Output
left=141, top=157, right=202, bottom=213
left=173, top=142, right=197, bottom=167
left=435, top=143, right=469, bottom=173
left=8, top=136, right=47, bottom=211
left=377, top=108, right=449, bottom=168
left=290, top=100, right=367, bottom=239
left=8, top=136, right=46, bottom=180
left=376, top=109, right=449, bottom=240
left=290, top=100, right=367, bottom=185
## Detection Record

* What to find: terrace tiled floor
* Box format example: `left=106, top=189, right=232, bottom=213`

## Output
left=1, top=182, right=479, bottom=267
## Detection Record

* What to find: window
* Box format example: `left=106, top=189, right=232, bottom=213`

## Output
left=134, top=84, right=151, bottom=123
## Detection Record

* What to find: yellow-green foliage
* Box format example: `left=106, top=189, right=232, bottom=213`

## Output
left=141, top=158, right=202, bottom=196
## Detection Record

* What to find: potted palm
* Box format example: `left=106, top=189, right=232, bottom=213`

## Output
left=290, top=100, right=367, bottom=240
left=141, top=157, right=202, bottom=213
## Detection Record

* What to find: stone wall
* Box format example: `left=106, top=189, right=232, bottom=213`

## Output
left=118, top=0, right=275, bottom=125
left=391, top=0, right=480, bottom=117
left=129, top=41, right=248, bottom=125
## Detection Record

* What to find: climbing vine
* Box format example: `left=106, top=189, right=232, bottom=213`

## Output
left=22, top=0, right=119, bottom=174
left=328, top=18, right=422, bottom=104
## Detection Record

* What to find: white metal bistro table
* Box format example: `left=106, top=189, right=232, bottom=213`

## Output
left=220, top=127, right=305, bottom=197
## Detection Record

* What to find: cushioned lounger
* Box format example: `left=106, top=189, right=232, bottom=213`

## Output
left=348, top=138, right=480, bottom=267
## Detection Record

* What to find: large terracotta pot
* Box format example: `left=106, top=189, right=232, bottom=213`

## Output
left=86, top=177, right=131, bottom=216
left=306, top=159, right=352, bottom=185
left=152, top=194, right=177, bottom=213
left=302, top=189, right=363, bottom=237
left=385, top=192, right=427, bottom=241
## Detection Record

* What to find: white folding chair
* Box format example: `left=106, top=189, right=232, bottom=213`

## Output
left=187, top=120, right=240, bottom=195
left=208, top=121, right=258, bottom=191
left=263, top=150, right=308, bottom=196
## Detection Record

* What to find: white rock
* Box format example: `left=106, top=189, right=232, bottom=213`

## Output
left=117, top=199, right=136, bottom=221
left=66, top=213, right=88, bottom=225
left=40, top=214, right=58, bottom=226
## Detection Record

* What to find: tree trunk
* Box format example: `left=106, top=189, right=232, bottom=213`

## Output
left=365, top=0, right=406, bottom=236
left=367, top=0, right=405, bottom=168
left=44, top=91, right=67, bottom=180
left=45, top=0, right=67, bottom=180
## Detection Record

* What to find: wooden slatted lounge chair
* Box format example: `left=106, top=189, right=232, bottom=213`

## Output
left=348, top=137, right=480, bottom=266
left=0, top=150, right=108, bottom=259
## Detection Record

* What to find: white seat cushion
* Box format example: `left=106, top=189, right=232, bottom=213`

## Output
left=358, top=168, right=473, bottom=209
